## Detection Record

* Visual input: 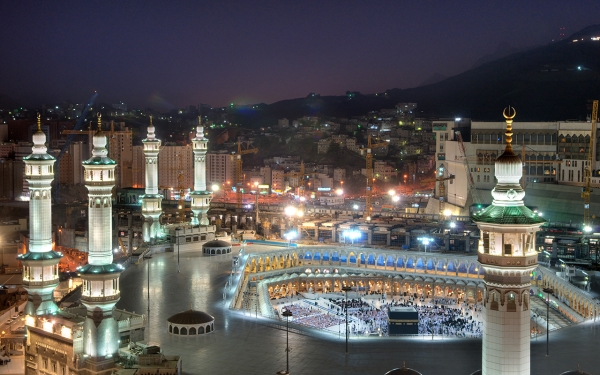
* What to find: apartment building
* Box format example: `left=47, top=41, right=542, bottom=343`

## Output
left=207, top=150, right=235, bottom=185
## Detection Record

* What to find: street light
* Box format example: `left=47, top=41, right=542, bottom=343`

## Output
left=342, top=285, right=352, bottom=354
left=418, top=237, right=432, bottom=252
left=543, top=287, right=554, bottom=356
left=282, top=309, right=293, bottom=374
left=285, top=231, right=297, bottom=248
left=343, top=230, right=360, bottom=246
left=175, top=227, right=181, bottom=273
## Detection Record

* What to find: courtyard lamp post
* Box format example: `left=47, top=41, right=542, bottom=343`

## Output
left=282, top=309, right=293, bottom=375
left=543, top=287, right=554, bottom=356
left=342, top=285, right=352, bottom=354
left=175, top=227, right=181, bottom=273
left=285, top=231, right=297, bottom=248
left=343, top=230, right=360, bottom=247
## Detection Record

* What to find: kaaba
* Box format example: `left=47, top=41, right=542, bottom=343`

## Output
left=388, top=306, right=419, bottom=335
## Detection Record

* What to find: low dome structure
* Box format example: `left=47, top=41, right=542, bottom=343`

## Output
left=559, top=367, right=592, bottom=375
left=203, top=239, right=232, bottom=255
left=384, top=363, right=422, bottom=375
left=167, top=309, right=214, bottom=335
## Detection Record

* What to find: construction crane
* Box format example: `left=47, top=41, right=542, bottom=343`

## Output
left=52, top=92, right=98, bottom=203
left=421, top=165, right=455, bottom=217
left=231, top=140, right=258, bottom=210
left=582, top=100, right=598, bottom=229
left=362, top=135, right=388, bottom=219
left=455, top=131, right=481, bottom=207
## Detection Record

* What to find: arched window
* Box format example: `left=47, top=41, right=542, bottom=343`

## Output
left=507, top=293, right=517, bottom=312
left=180, top=327, right=188, bottom=335
left=490, top=293, right=499, bottom=311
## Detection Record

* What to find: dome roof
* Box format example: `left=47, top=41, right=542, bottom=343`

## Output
left=384, top=363, right=422, bottom=375
left=203, top=239, right=232, bottom=248
left=559, top=367, right=592, bottom=375
left=168, top=309, right=214, bottom=325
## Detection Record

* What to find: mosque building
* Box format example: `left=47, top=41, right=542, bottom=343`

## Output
left=22, top=115, right=174, bottom=375
left=472, top=108, right=546, bottom=375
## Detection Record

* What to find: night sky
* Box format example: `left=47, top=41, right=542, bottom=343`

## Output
left=1, top=1, right=599, bottom=109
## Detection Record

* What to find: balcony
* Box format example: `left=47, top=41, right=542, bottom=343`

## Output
left=81, top=292, right=121, bottom=303
left=23, top=278, right=59, bottom=287
left=478, top=253, right=538, bottom=268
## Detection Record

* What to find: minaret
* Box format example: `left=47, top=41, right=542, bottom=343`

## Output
left=190, top=116, right=212, bottom=225
left=79, top=114, right=123, bottom=367
left=140, top=116, right=162, bottom=242
left=20, top=114, right=62, bottom=315
left=473, top=107, right=545, bottom=375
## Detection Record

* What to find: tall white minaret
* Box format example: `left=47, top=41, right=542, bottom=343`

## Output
left=79, top=114, right=123, bottom=366
left=20, top=114, right=62, bottom=316
left=190, top=116, right=212, bottom=225
left=141, top=116, right=162, bottom=242
left=473, top=108, right=545, bottom=375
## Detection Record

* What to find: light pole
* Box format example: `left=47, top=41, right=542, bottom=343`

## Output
left=285, top=231, right=297, bottom=248
left=343, top=230, right=360, bottom=247
left=175, top=227, right=181, bottom=273
left=543, top=287, right=554, bottom=356
left=342, top=285, right=352, bottom=354
left=282, top=309, right=293, bottom=374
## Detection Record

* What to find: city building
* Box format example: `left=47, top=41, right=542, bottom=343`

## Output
left=158, top=145, right=193, bottom=190
left=207, top=150, right=235, bottom=186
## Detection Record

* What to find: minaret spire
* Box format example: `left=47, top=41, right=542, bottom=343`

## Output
left=473, top=108, right=545, bottom=375
left=141, top=116, right=163, bottom=241
left=79, top=120, right=122, bottom=368
left=190, top=116, right=212, bottom=226
left=20, top=111, right=62, bottom=316
left=502, top=106, right=516, bottom=153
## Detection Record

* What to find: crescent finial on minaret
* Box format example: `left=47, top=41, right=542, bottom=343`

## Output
left=503, top=106, right=516, bottom=150
left=149, top=115, right=153, bottom=126
left=37, top=113, right=41, bottom=132
left=503, top=106, right=516, bottom=120
left=97, top=112, right=102, bottom=131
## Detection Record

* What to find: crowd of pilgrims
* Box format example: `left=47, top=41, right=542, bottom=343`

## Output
left=279, top=292, right=483, bottom=337
left=388, top=296, right=483, bottom=337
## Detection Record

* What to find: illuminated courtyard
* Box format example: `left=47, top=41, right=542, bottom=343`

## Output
left=116, top=245, right=600, bottom=375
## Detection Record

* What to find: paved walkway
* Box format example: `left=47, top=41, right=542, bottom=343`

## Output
left=117, top=248, right=600, bottom=375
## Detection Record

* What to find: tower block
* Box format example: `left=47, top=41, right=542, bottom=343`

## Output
left=140, top=116, right=163, bottom=241
left=473, top=108, right=545, bottom=375
left=20, top=114, right=63, bottom=316
left=190, top=117, right=212, bottom=225
left=79, top=114, right=123, bottom=372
